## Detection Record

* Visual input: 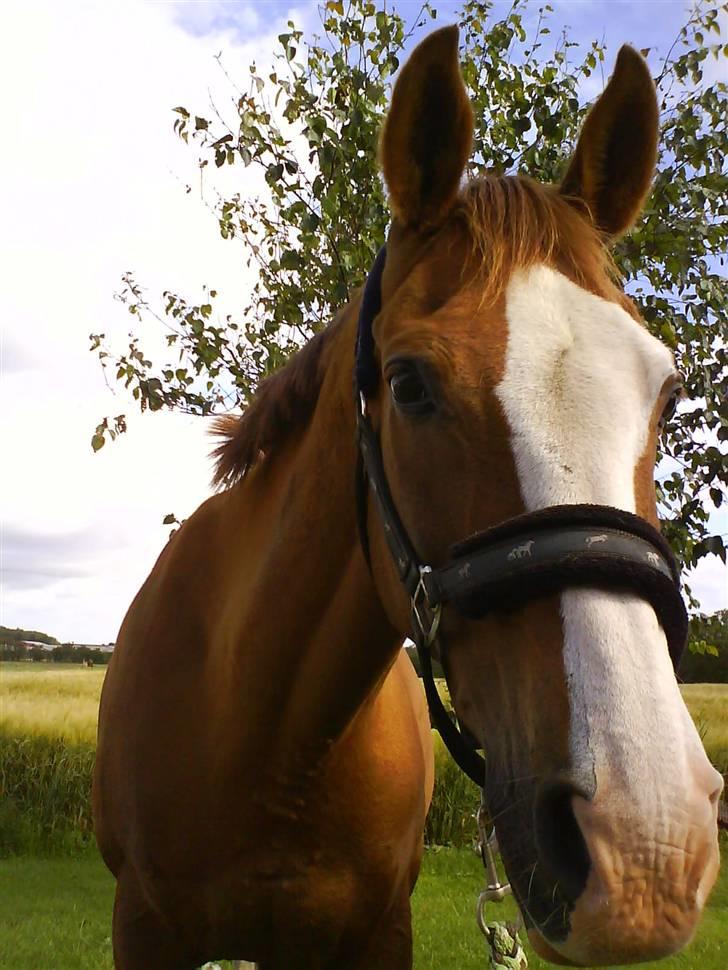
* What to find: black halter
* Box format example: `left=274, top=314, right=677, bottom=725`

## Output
left=354, top=244, right=688, bottom=787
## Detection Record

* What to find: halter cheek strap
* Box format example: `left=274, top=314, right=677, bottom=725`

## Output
left=353, top=244, right=689, bottom=788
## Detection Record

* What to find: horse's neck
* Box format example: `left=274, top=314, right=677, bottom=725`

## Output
left=224, top=328, right=400, bottom=757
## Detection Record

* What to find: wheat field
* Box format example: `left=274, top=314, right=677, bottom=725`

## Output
left=1, top=662, right=726, bottom=767
left=0, top=664, right=105, bottom=745
left=1, top=662, right=726, bottom=853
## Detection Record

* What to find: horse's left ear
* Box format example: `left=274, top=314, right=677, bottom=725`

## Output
left=560, top=45, right=658, bottom=238
left=380, top=26, right=473, bottom=230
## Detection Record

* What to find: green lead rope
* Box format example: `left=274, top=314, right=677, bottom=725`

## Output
left=483, top=921, right=528, bottom=970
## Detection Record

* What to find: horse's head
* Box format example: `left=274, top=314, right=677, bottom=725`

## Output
left=366, top=26, right=722, bottom=965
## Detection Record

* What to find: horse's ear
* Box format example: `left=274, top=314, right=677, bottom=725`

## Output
left=560, top=45, right=658, bottom=238
left=380, top=26, right=473, bottom=230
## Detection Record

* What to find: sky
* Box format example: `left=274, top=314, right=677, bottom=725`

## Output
left=1, top=0, right=726, bottom=644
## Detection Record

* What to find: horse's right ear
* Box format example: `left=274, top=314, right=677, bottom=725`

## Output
left=560, top=46, right=658, bottom=237
left=380, top=26, right=473, bottom=231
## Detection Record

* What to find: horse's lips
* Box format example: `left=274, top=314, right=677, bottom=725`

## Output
left=527, top=927, right=582, bottom=966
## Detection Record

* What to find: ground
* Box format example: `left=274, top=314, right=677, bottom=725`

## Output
left=1, top=662, right=726, bottom=968
left=1, top=843, right=726, bottom=969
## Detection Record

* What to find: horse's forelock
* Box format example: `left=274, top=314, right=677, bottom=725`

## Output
left=457, top=174, right=617, bottom=306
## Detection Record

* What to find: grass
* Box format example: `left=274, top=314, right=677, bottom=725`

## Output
left=0, top=662, right=726, bottom=852
left=0, top=848, right=115, bottom=970
left=681, top=684, right=728, bottom=775
left=0, top=843, right=725, bottom=970
left=414, top=842, right=728, bottom=970
left=426, top=733, right=480, bottom=847
left=0, top=732, right=96, bottom=854
left=0, top=663, right=104, bottom=853
left=0, top=663, right=105, bottom=744
left=0, top=662, right=726, bottom=966
left=1, top=663, right=725, bottom=766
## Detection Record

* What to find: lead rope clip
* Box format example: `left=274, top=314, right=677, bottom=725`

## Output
left=476, top=792, right=528, bottom=970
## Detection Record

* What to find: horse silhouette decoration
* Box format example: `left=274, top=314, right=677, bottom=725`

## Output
left=94, top=26, right=722, bottom=969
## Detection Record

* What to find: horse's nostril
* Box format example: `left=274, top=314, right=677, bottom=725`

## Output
left=534, top=780, right=591, bottom=904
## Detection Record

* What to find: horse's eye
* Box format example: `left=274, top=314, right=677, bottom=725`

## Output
left=659, top=384, right=684, bottom=431
left=388, top=364, right=434, bottom=414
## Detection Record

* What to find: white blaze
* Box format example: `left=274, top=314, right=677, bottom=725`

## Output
left=496, top=264, right=706, bottom=811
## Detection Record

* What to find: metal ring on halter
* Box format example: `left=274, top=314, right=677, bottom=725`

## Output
left=411, top=566, right=442, bottom=647
left=476, top=890, right=489, bottom=937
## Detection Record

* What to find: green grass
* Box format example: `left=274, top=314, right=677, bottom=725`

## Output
left=1, top=664, right=725, bottom=966
left=414, top=841, right=728, bottom=970
left=0, top=732, right=96, bottom=854
left=0, top=848, right=115, bottom=970
left=681, top=684, right=728, bottom=775
left=426, top=733, right=480, bottom=846
left=0, top=843, right=725, bottom=969
left=0, top=663, right=726, bottom=852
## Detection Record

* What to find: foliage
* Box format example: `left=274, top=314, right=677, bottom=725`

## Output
left=90, top=1, right=727, bottom=587
left=50, top=644, right=112, bottom=665
left=0, top=642, right=51, bottom=662
left=0, top=642, right=112, bottom=664
left=0, top=625, right=59, bottom=646
left=682, top=610, right=728, bottom=682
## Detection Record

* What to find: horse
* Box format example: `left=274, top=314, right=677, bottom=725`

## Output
left=93, top=25, right=722, bottom=969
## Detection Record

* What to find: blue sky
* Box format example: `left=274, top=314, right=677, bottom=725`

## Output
left=169, top=0, right=699, bottom=74
left=2, top=0, right=725, bottom=642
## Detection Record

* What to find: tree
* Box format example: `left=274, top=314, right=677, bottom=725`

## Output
left=680, top=610, right=728, bottom=682
left=0, top=625, right=59, bottom=646
left=90, top=0, right=727, bottom=602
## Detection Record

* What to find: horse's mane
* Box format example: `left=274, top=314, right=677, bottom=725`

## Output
left=212, top=174, right=615, bottom=489
left=210, top=315, right=344, bottom=488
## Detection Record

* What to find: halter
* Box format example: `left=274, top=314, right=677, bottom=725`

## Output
left=354, top=244, right=688, bottom=787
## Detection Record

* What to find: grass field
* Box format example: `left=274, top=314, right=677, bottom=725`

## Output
left=0, top=663, right=105, bottom=744
left=0, top=662, right=727, bottom=967
left=2, top=663, right=726, bottom=767
left=0, top=843, right=726, bottom=970
left=1, top=662, right=726, bottom=853
left=681, top=683, right=728, bottom=774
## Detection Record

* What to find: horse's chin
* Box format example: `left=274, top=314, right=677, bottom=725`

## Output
left=527, top=928, right=583, bottom=966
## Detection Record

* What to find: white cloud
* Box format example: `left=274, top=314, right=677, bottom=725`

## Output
left=687, top=551, right=727, bottom=616
left=0, top=0, right=311, bottom=642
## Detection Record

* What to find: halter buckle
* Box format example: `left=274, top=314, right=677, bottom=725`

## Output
left=411, top=566, right=442, bottom=648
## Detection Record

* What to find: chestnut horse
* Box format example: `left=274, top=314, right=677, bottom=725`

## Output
left=94, top=26, right=722, bottom=969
